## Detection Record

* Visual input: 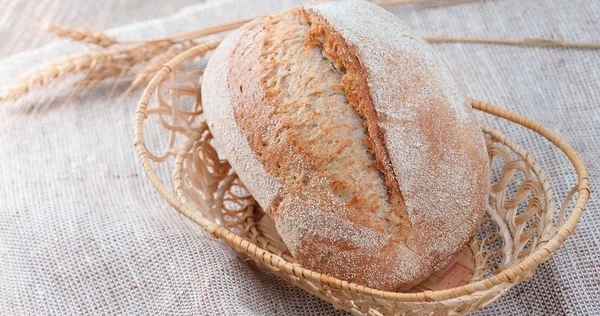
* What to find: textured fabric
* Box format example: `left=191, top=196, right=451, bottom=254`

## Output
left=0, top=0, right=598, bottom=315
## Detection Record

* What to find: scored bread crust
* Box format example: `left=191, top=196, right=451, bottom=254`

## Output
left=202, top=0, right=489, bottom=291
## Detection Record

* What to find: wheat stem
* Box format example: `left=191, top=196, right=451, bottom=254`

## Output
left=3, top=0, right=599, bottom=105
left=162, top=15, right=600, bottom=51
left=164, top=0, right=466, bottom=42
left=423, top=36, right=600, bottom=49
left=378, top=0, right=432, bottom=7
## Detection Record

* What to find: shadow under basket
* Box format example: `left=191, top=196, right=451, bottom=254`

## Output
left=133, top=42, right=590, bottom=315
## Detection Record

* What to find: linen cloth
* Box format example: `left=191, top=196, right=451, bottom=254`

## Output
left=1, top=0, right=598, bottom=314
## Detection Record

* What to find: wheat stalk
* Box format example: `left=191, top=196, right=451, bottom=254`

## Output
left=74, top=40, right=178, bottom=101
left=0, top=49, right=120, bottom=101
left=130, top=44, right=192, bottom=90
left=0, top=40, right=176, bottom=102
left=423, top=36, right=600, bottom=49
left=2, top=0, right=599, bottom=106
left=40, top=20, right=119, bottom=47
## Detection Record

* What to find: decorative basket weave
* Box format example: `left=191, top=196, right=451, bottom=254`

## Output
left=133, top=41, right=590, bottom=315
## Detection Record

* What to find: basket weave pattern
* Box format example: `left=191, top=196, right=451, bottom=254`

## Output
left=133, top=43, right=589, bottom=315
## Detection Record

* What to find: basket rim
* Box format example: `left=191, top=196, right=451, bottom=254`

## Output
left=133, top=43, right=590, bottom=303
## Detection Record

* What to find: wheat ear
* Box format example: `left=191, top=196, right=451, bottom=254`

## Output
left=40, top=20, right=119, bottom=47
left=0, top=40, right=177, bottom=102
left=0, top=49, right=120, bottom=101
left=4, top=0, right=599, bottom=105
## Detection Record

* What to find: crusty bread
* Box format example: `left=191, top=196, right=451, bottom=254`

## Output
left=202, top=0, right=489, bottom=291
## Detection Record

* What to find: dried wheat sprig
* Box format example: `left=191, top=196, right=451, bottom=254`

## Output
left=378, top=0, right=433, bottom=7
left=0, top=49, right=120, bottom=101
left=425, top=0, right=478, bottom=8
left=0, top=40, right=175, bottom=102
left=40, top=20, right=119, bottom=47
left=167, top=0, right=464, bottom=42
left=72, top=40, right=176, bottom=100
left=423, top=36, right=600, bottom=49
left=78, top=63, right=129, bottom=87
left=166, top=18, right=600, bottom=51
left=3, top=0, right=600, bottom=105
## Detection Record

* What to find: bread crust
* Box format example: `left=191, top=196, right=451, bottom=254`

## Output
left=202, top=27, right=281, bottom=210
left=202, top=0, right=488, bottom=291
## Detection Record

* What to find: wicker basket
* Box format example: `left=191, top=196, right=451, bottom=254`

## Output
left=133, top=42, right=590, bottom=315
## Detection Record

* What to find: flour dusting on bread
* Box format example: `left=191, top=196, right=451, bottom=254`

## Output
left=201, top=29, right=281, bottom=210
left=202, top=0, right=488, bottom=291
left=303, top=0, right=488, bottom=260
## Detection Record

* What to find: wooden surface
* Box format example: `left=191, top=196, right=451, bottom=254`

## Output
left=0, top=0, right=204, bottom=58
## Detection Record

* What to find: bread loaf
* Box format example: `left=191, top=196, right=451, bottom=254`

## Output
left=202, top=0, right=489, bottom=291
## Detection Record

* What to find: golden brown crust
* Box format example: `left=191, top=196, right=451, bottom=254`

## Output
left=202, top=0, right=489, bottom=291
left=228, top=11, right=396, bottom=231
left=302, top=9, right=410, bottom=235
left=302, top=0, right=488, bottom=263
left=226, top=11, right=424, bottom=290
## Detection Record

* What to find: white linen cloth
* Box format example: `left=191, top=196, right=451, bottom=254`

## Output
left=1, top=0, right=598, bottom=314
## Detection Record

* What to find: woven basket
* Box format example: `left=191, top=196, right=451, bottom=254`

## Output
left=133, top=42, right=590, bottom=315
